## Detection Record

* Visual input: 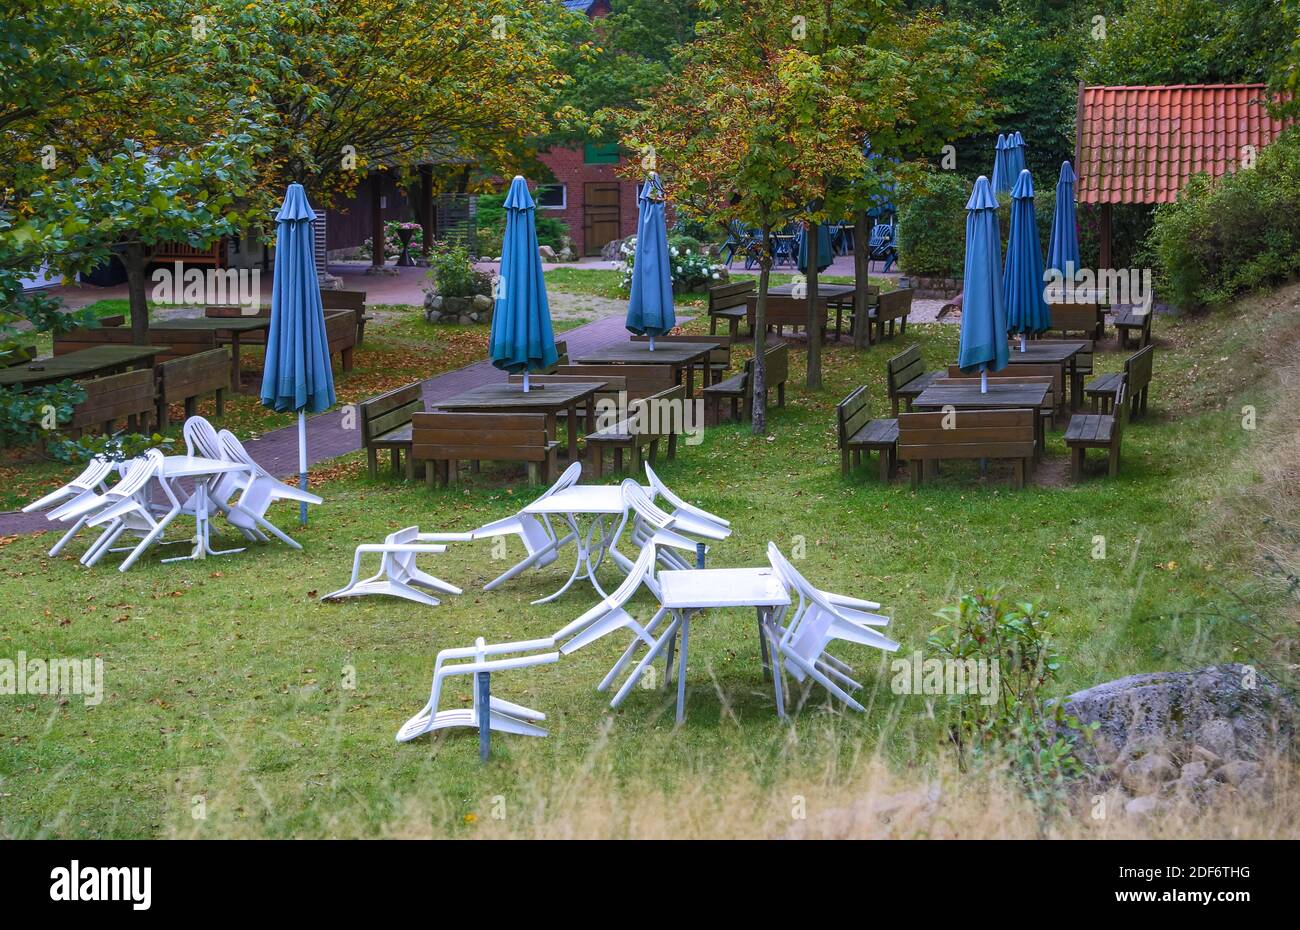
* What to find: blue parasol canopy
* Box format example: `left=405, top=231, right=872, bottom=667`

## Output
left=957, top=176, right=1009, bottom=375
left=489, top=176, right=558, bottom=379
left=625, top=173, right=676, bottom=338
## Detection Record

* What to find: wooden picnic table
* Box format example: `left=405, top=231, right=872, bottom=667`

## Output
left=570, top=341, right=716, bottom=396
left=746, top=283, right=862, bottom=339
left=912, top=381, right=1051, bottom=463
left=431, top=380, right=607, bottom=464
left=0, top=344, right=166, bottom=389
left=147, top=317, right=272, bottom=393
left=1005, top=341, right=1087, bottom=410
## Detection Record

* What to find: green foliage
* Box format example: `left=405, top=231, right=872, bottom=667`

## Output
left=1148, top=129, right=1300, bottom=310
left=0, top=380, right=85, bottom=448
left=929, top=590, right=1096, bottom=801
left=47, top=430, right=176, bottom=465
left=616, top=234, right=727, bottom=294
left=896, top=172, right=968, bottom=277
left=474, top=192, right=570, bottom=259
left=426, top=240, right=492, bottom=299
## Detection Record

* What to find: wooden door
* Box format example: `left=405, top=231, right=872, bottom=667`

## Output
left=583, top=182, right=621, bottom=255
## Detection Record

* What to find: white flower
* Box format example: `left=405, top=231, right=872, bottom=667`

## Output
left=670, top=247, right=679, bottom=256
left=712, top=272, right=720, bottom=279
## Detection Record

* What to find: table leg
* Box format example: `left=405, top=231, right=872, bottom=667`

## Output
left=564, top=405, right=579, bottom=462
left=611, top=613, right=683, bottom=708
left=675, top=611, right=691, bottom=724
left=163, top=478, right=246, bottom=562
left=757, top=606, right=771, bottom=680
left=764, top=614, right=787, bottom=719
left=230, top=335, right=243, bottom=393
left=684, top=364, right=694, bottom=398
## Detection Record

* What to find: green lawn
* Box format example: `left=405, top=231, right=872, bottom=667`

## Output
left=0, top=279, right=1293, bottom=838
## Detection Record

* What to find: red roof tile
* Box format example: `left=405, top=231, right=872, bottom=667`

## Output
left=1075, top=84, right=1291, bottom=204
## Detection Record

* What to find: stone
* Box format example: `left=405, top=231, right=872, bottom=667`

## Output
left=1177, top=760, right=1208, bottom=784
left=538, top=245, right=557, bottom=261
left=600, top=236, right=631, bottom=261
left=1124, top=794, right=1160, bottom=819
left=1214, top=760, right=1261, bottom=786
left=1120, top=753, right=1176, bottom=794
left=444, top=296, right=469, bottom=314
left=1054, top=664, right=1296, bottom=769
left=1191, top=744, right=1221, bottom=765
left=457, top=315, right=473, bottom=326
left=1196, top=718, right=1236, bottom=758
left=471, top=294, right=492, bottom=312
left=426, top=294, right=444, bottom=311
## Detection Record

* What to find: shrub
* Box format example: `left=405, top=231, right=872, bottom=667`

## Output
left=0, top=380, right=86, bottom=448
left=896, top=172, right=968, bottom=277
left=48, top=430, right=176, bottom=464
left=928, top=590, right=1096, bottom=802
left=359, top=220, right=424, bottom=261
left=475, top=192, right=569, bottom=255
left=1148, top=128, right=1300, bottom=310
left=616, top=236, right=728, bottom=294
left=425, top=239, right=491, bottom=299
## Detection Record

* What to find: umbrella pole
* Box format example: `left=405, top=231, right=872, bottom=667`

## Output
left=298, top=412, right=308, bottom=525
left=649, top=335, right=656, bottom=351
left=523, top=371, right=530, bottom=393
left=981, top=370, right=988, bottom=394
left=1020, top=334, right=1027, bottom=353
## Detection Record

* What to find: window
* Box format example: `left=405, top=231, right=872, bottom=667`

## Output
left=583, top=142, right=621, bottom=165
left=536, top=183, right=566, bottom=210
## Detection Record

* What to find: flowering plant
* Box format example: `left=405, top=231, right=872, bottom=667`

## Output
left=617, top=236, right=727, bottom=293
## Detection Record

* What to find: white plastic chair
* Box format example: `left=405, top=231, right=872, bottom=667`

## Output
left=643, top=462, right=731, bottom=537
left=765, top=542, right=899, bottom=715
left=551, top=544, right=669, bottom=692
left=80, top=450, right=184, bottom=571
left=611, top=480, right=728, bottom=586
left=323, top=526, right=471, bottom=606
left=397, top=637, right=559, bottom=746
left=181, top=417, right=255, bottom=535
left=23, top=456, right=117, bottom=556
left=469, top=461, right=583, bottom=590
left=218, top=430, right=323, bottom=549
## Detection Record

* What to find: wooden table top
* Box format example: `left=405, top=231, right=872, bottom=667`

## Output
left=571, top=342, right=713, bottom=365
left=148, top=317, right=271, bottom=333
left=0, top=344, right=166, bottom=387
left=1004, top=342, right=1087, bottom=364
left=434, top=380, right=607, bottom=411
left=912, top=381, right=1050, bottom=410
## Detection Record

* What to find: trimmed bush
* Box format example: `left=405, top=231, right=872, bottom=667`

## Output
left=897, top=172, right=968, bottom=278
left=1148, top=128, right=1300, bottom=310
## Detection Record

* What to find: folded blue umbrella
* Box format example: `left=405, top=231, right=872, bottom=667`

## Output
left=1047, top=160, right=1081, bottom=277
left=490, top=176, right=558, bottom=388
left=991, top=134, right=1011, bottom=193
left=1004, top=169, right=1052, bottom=345
left=957, top=176, right=1009, bottom=379
left=796, top=222, right=834, bottom=274
left=261, top=183, right=336, bottom=523
left=1007, top=131, right=1028, bottom=179
left=625, top=173, right=675, bottom=344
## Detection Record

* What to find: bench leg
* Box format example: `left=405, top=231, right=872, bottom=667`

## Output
left=587, top=444, right=602, bottom=479
left=215, top=388, right=225, bottom=418
left=910, top=460, right=922, bottom=489
left=391, top=448, right=401, bottom=477
left=527, top=461, right=540, bottom=484
left=342, top=347, right=354, bottom=373
left=840, top=449, right=851, bottom=477
left=878, top=448, right=892, bottom=483
left=777, top=383, right=785, bottom=407
left=1070, top=446, right=1084, bottom=482
left=1108, top=443, right=1120, bottom=477
left=613, top=447, right=624, bottom=473
left=710, top=315, right=719, bottom=335
left=1013, top=458, right=1026, bottom=490
left=367, top=446, right=378, bottom=478
left=404, top=448, right=414, bottom=482
left=156, top=401, right=169, bottom=432
left=891, top=398, right=900, bottom=418
left=667, top=431, right=677, bottom=460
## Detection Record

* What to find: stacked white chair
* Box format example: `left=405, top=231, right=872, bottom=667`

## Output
left=397, top=636, right=559, bottom=746
left=324, top=525, right=471, bottom=606
left=23, top=456, right=117, bottom=557
left=643, top=463, right=730, bottom=538
left=551, top=544, right=668, bottom=693
left=765, top=542, right=899, bottom=714
left=611, top=479, right=729, bottom=590
left=75, top=450, right=183, bottom=571
left=182, top=417, right=252, bottom=533
left=469, top=461, right=583, bottom=591
left=217, top=430, right=322, bottom=549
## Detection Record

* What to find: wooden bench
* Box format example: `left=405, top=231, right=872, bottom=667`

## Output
left=1048, top=302, right=1104, bottom=341
left=54, top=325, right=216, bottom=363
left=898, top=408, right=1037, bottom=490
left=67, top=369, right=157, bottom=437
left=708, top=281, right=754, bottom=338
left=745, top=293, right=830, bottom=339
left=632, top=333, right=731, bottom=382
left=836, top=385, right=898, bottom=481
left=870, top=287, right=912, bottom=342
left=540, top=340, right=570, bottom=374
left=1065, top=381, right=1126, bottom=480
left=703, top=342, right=788, bottom=424
left=886, top=345, right=942, bottom=416
left=155, top=347, right=230, bottom=429
left=360, top=382, right=424, bottom=479
left=1114, top=306, right=1152, bottom=349
left=324, top=309, right=357, bottom=373
left=585, top=384, right=686, bottom=478
left=1085, top=344, right=1152, bottom=418
left=412, top=411, right=558, bottom=486
left=320, top=289, right=370, bottom=344
left=554, top=363, right=676, bottom=402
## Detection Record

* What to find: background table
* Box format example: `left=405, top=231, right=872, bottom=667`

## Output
left=571, top=342, right=715, bottom=395
left=611, top=566, right=791, bottom=723
left=912, top=381, right=1050, bottom=461
left=0, top=345, right=165, bottom=389
left=148, top=318, right=272, bottom=393
left=153, top=455, right=253, bottom=562
left=1004, top=341, right=1086, bottom=409
left=520, top=484, right=646, bottom=604
left=433, top=381, right=606, bottom=463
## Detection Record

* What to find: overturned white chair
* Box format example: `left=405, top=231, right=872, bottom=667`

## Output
left=765, top=542, right=899, bottom=716
left=324, top=526, right=471, bottom=606
left=470, top=461, right=583, bottom=591
left=23, top=456, right=117, bottom=557
left=643, top=462, right=731, bottom=538
left=78, top=450, right=185, bottom=571
left=218, top=429, right=323, bottom=549
left=610, top=480, right=728, bottom=592
left=552, top=544, right=669, bottom=694
left=397, top=636, right=559, bottom=760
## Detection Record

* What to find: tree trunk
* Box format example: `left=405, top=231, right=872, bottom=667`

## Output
left=751, top=228, right=773, bottom=435
left=805, top=221, right=822, bottom=390
left=853, top=209, right=871, bottom=349
left=121, top=241, right=150, bottom=346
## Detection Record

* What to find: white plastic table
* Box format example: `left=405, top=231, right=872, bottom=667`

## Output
left=521, top=485, right=652, bottom=604
left=610, top=566, right=791, bottom=723
left=154, top=456, right=254, bottom=562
